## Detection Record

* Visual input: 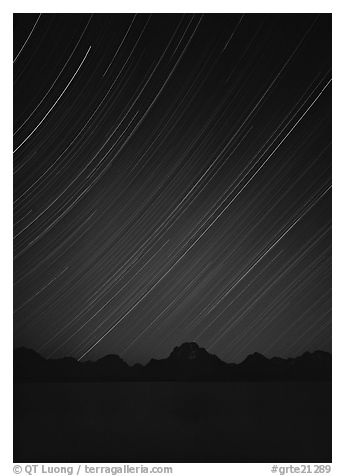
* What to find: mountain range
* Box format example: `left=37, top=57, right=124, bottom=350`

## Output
left=13, top=342, right=331, bottom=382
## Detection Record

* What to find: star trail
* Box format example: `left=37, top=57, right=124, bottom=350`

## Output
left=13, top=13, right=331, bottom=364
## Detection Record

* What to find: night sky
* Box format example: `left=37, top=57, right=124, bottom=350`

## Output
left=13, top=13, right=332, bottom=365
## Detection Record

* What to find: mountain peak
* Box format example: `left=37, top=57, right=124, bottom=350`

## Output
left=241, top=352, right=269, bottom=367
left=169, top=342, right=204, bottom=360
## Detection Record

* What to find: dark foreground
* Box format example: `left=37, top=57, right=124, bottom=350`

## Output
left=14, top=382, right=331, bottom=463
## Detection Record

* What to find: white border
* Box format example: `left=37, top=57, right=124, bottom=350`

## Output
left=5, top=1, right=335, bottom=13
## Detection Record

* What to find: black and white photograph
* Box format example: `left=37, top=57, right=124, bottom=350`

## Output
left=8, top=4, right=339, bottom=472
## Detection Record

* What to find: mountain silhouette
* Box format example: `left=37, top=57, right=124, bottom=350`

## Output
left=13, top=342, right=331, bottom=382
